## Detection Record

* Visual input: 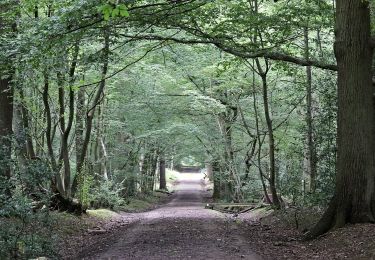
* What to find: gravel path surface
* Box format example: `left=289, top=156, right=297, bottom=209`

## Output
left=80, top=173, right=261, bottom=260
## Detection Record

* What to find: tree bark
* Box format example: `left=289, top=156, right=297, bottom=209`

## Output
left=303, top=26, right=318, bottom=193
left=0, top=77, right=13, bottom=181
left=205, top=161, right=213, bottom=181
left=72, top=32, right=109, bottom=197
left=256, top=58, right=281, bottom=208
left=76, top=85, right=85, bottom=173
left=99, top=137, right=108, bottom=180
left=43, top=73, right=57, bottom=171
left=159, top=153, right=167, bottom=190
left=13, top=98, right=28, bottom=170
left=307, top=0, right=375, bottom=238
left=252, top=80, right=271, bottom=205
left=149, top=150, right=158, bottom=191
left=0, top=1, right=16, bottom=191
left=56, top=42, right=79, bottom=197
left=212, top=160, right=221, bottom=200
left=19, top=88, right=35, bottom=158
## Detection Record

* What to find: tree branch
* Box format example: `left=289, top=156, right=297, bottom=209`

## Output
left=120, top=33, right=338, bottom=71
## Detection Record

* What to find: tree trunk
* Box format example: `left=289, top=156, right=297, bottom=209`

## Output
left=212, top=160, right=221, bottom=200
left=76, top=86, right=85, bottom=173
left=19, top=88, right=35, bottom=158
left=72, top=32, right=109, bottom=197
left=99, top=137, right=108, bottom=180
left=56, top=42, right=78, bottom=197
left=205, top=161, right=213, bottom=181
left=251, top=68, right=271, bottom=204
left=308, top=0, right=375, bottom=238
left=13, top=99, right=28, bottom=170
left=256, top=59, right=281, bottom=208
left=57, top=72, right=68, bottom=195
left=0, top=77, right=13, bottom=181
left=43, top=73, right=57, bottom=172
left=149, top=151, right=158, bottom=191
left=303, top=26, right=318, bottom=193
left=0, top=1, right=15, bottom=191
left=159, top=153, right=167, bottom=190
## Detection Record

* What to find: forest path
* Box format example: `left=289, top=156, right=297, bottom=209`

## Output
left=81, top=172, right=262, bottom=260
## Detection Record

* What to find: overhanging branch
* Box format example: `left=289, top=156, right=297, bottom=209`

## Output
left=120, top=33, right=338, bottom=72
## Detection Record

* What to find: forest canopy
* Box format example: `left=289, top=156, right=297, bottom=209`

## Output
left=1, top=0, right=375, bottom=258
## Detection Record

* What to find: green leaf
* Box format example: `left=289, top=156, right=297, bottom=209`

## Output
left=103, top=9, right=111, bottom=21
left=98, top=4, right=113, bottom=20
left=118, top=4, right=129, bottom=17
left=112, top=7, right=120, bottom=18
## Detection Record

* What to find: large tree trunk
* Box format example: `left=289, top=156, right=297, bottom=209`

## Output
left=0, top=77, right=13, bottom=181
left=0, top=1, right=15, bottom=192
left=308, top=0, right=375, bottom=238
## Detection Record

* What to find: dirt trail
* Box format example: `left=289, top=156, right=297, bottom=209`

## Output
left=81, top=173, right=261, bottom=260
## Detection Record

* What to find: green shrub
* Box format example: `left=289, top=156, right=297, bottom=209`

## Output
left=89, top=180, right=125, bottom=210
left=0, top=158, right=55, bottom=259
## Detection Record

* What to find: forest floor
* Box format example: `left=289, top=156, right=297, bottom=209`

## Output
left=60, top=173, right=375, bottom=260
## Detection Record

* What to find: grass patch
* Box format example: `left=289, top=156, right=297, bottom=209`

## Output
left=86, top=209, right=119, bottom=220
left=50, top=211, right=92, bottom=236
left=119, top=192, right=169, bottom=212
left=122, top=199, right=152, bottom=212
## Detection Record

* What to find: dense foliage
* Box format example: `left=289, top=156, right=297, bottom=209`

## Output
left=3, top=0, right=373, bottom=257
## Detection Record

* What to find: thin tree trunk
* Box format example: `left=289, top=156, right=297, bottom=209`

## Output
left=57, top=72, right=67, bottom=195
left=256, top=59, right=281, bottom=208
left=303, top=26, right=317, bottom=193
left=99, top=137, right=108, bottom=180
left=252, top=79, right=271, bottom=204
left=19, top=89, right=35, bottom=158
left=13, top=99, right=28, bottom=170
left=57, top=42, right=79, bottom=197
left=76, top=85, right=85, bottom=173
left=238, top=105, right=257, bottom=184
left=149, top=150, right=158, bottom=191
left=42, top=73, right=58, bottom=173
left=159, top=153, right=166, bottom=190
left=72, top=32, right=109, bottom=197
